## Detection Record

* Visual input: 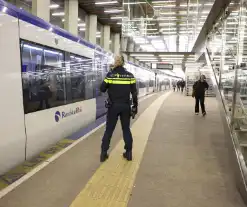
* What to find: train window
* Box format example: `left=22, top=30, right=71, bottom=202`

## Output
left=20, top=40, right=99, bottom=114
left=64, top=53, right=95, bottom=104
left=21, top=42, right=44, bottom=113
left=21, top=40, right=66, bottom=113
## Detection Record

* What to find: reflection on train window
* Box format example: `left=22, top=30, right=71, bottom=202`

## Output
left=95, top=53, right=109, bottom=97
left=20, top=40, right=94, bottom=114
left=68, top=54, right=95, bottom=102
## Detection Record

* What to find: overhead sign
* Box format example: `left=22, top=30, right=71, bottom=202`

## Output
left=155, top=63, right=173, bottom=70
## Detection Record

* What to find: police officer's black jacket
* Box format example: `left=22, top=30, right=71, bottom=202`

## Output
left=193, top=80, right=209, bottom=97
left=100, top=66, right=138, bottom=106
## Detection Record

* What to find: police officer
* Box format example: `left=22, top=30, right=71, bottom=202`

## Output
left=100, top=55, right=138, bottom=162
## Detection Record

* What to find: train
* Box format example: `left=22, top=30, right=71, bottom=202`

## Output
left=0, top=0, right=177, bottom=174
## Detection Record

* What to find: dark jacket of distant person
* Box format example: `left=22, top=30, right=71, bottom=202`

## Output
left=193, top=78, right=209, bottom=97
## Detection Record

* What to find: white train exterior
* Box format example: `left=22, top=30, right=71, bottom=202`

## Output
left=0, top=0, right=173, bottom=174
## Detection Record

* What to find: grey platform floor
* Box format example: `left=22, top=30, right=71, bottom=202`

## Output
left=0, top=92, right=245, bottom=207
left=0, top=93, right=162, bottom=207
left=128, top=92, right=246, bottom=207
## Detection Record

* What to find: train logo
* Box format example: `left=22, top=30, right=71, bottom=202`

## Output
left=55, top=111, right=61, bottom=122
left=54, top=107, right=82, bottom=123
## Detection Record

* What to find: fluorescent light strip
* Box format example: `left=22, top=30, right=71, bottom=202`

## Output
left=141, top=29, right=158, bottom=31
left=104, top=9, right=124, bottom=13
left=139, top=60, right=158, bottom=62
left=154, top=5, right=176, bottom=8
left=159, top=23, right=176, bottom=26
left=62, top=18, right=81, bottom=22
left=50, top=4, right=59, bottom=9
left=159, top=12, right=176, bottom=15
left=180, top=3, right=198, bottom=7
left=78, top=23, right=86, bottom=27
left=111, top=16, right=123, bottom=19
left=152, top=0, right=175, bottom=3
left=158, top=17, right=177, bottom=20
left=95, top=1, right=118, bottom=5
left=123, top=2, right=147, bottom=4
left=130, top=54, right=154, bottom=57
left=137, top=23, right=156, bottom=26
left=52, top=12, right=65, bottom=16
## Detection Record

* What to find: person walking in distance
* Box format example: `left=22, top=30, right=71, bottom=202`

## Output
left=180, top=80, right=186, bottom=93
left=177, top=81, right=180, bottom=92
left=100, top=55, right=138, bottom=162
left=192, top=75, right=209, bottom=116
left=172, top=81, right=176, bottom=92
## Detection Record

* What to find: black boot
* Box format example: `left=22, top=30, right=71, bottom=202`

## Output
left=123, top=151, right=132, bottom=161
left=100, top=152, right=109, bottom=162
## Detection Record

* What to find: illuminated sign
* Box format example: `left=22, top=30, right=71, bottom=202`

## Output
left=153, top=63, right=173, bottom=70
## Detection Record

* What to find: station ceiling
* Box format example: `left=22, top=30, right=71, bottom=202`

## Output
left=16, top=0, right=235, bottom=67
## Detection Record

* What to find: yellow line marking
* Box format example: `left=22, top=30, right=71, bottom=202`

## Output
left=70, top=92, right=171, bottom=207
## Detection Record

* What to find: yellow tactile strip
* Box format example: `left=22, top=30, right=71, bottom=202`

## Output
left=70, top=92, right=171, bottom=207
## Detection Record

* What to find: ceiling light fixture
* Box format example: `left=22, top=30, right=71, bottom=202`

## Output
left=159, top=12, right=176, bottom=15
left=78, top=23, right=86, bottom=27
left=158, top=17, right=176, bottom=20
left=130, top=54, right=154, bottom=57
left=95, top=1, right=118, bottom=5
left=153, top=4, right=176, bottom=8
left=141, top=28, right=158, bottom=31
left=62, top=18, right=81, bottom=22
left=50, top=4, right=59, bottom=9
left=123, top=2, right=147, bottom=4
left=104, top=9, right=124, bottom=13
left=111, top=16, right=123, bottom=19
left=152, top=0, right=175, bottom=3
left=137, top=23, right=156, bottom=26
left=52, top=12, right=65, bottom=16
left=180, top=3, right=198, bottom=7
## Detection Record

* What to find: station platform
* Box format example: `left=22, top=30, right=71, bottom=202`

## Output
left=0, top=91, right=245, bottom=207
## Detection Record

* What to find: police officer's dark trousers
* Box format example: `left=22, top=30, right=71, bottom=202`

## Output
left=195, top=96, right=205, bottom=113
left=101, top=103, right=133, bottom=153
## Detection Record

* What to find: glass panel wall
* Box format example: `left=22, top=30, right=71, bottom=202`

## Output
left=206, top=0, right=247, bottom=182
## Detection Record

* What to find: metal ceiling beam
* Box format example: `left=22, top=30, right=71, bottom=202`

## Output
left=192, top=0, right=237, bottom=52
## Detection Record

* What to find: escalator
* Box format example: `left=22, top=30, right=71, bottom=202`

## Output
left=205, top=48, right=247, bottom=203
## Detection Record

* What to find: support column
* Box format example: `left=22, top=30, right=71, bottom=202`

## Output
left=100, top=25, right=110, bottom=51
left=86, top=15, right=97, bottom=44
left=32, top=0, right=50, bottom=22
left=64, top=0, right=78, bottom=36
left=122, top=54, right=128, bottom=62
left=113, top=33, right=120, bottom=55
left=128, top=41, right=135, bottom=52
left=121, top=37, right=128, bottom=52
